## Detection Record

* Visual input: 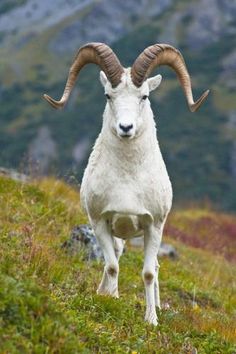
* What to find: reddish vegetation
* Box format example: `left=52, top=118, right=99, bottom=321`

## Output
left=165, top=209, right=236, bottom=262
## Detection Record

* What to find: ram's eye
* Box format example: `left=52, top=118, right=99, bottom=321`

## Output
left=142, top=95, right=148, bottom=100
left=105, top=94, right=111, bottom=100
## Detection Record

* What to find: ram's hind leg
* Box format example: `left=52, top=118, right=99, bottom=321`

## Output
left=114, top=237, right=125, bottom=261
left=95, top=220, right=120, bottom=298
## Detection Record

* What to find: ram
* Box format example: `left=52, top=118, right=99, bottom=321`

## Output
left=44, top=42, right=209, bottom=325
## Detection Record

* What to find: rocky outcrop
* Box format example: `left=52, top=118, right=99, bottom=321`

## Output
left=0, top=167, right=29, bottom=182
left=49, top=0, right=173, bottom=54
left=186, top=0, right=236, bottom=50
left=0, top=0, right=173, bottom=51
left=130, top=236, right=178, bottom=258
left=0, top=0, right=93, bottom=46
left=160, top=0, right=236, bottom=51
left=62, top=225, right=105, bottom=261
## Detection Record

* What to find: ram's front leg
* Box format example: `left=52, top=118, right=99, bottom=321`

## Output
left=95, top=219, right=119, bottom=298
left=143, top=223, right=164, bottom=326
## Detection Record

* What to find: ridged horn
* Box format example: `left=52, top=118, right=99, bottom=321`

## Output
left=131, top=44, right=209, bottom=112
left=43, top=42, right=124, bottom=109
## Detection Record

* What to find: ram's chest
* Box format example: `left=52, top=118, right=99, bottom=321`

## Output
left=81, top=153, right=172, bottom=222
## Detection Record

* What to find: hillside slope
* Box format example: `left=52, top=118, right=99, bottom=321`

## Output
left=0, top=0, right=236, bottom=211
left=0, top=176, right=235, bottom=353
left=166, top=208, right=236, bottom=263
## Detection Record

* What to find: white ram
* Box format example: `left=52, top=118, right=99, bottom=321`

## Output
left=44, top=42, right=209, bottom=325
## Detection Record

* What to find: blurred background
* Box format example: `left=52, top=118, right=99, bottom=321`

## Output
left=0, top=0, right=235, bottom=211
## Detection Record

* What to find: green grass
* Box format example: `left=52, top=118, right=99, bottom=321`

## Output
left=0, top=175, right=235, bottom=353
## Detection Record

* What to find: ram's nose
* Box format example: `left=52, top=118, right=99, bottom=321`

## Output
left=119, top=123, right=133, bottom=133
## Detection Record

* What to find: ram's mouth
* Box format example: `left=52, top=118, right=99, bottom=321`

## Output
left=119, top=132, right=134, bottom=140
left=120, top=133, right=132, bottom=138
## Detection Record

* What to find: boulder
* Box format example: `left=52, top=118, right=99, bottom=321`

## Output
left=63, top=224, right=178, bottom=261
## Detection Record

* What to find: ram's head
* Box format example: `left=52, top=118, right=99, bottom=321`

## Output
left=44, top=42, right=209, bottom=139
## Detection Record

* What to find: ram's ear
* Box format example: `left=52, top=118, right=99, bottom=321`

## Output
left=147, top=74, right=162, bottom=92
left=100, top=71, right=108, bottom=87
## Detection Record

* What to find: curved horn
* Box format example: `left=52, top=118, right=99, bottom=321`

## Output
left=131, top=44, right=209, bottom=112
left=43, top=42, right=124, bottom=109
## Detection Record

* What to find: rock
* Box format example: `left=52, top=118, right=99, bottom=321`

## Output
left=49, top=0, right=173, bottom=54
left=186, top=0, right=236, bottom=50
left=62, top=224, right=104, bottom=261
left=64, top=224, right=178, bottom=260
left=0, top=167, right=29, bottom=182
left=129, top=236, right=144, bottom=248
left=130, top=236, right=178, bottom=258
left=159, top=0, right=236, bottom=51
left=158, top=242, right=178, bottom=259
left=0, top=0, right=94, bottom=46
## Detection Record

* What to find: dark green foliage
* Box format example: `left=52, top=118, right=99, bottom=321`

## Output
left=156, top=87, right=234, bottom=209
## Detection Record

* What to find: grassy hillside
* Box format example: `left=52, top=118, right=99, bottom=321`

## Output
left=0, top=175, right=235, bottom=353
left=165, top=207, right=236, bottom=263
left=0, top=0, right=236, bottom=211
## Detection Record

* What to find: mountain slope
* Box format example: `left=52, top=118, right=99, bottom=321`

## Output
left=0, top=175, right=235, bottom=353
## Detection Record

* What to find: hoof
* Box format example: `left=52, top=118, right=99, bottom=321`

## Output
left=145, top=316, right=158, bottom=326
left=96, top=287, right=119, bottom=298
left=145, top=309, right=158, bottom=326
